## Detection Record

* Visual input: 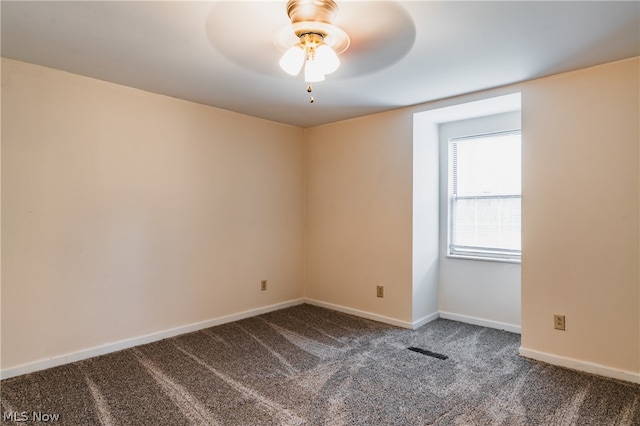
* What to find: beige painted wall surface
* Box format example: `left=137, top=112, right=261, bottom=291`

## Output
left=304, top=111, right=414, bottom=322
left=1, top=58, right=304, bottom=370
left=521, top=58, right=639, bottom=374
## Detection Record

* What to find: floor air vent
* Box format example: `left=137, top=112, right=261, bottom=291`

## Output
left=407, top=347, right=448, bottom=360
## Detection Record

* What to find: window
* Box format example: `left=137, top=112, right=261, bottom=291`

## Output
left=448, top=130, right=521, bottom=262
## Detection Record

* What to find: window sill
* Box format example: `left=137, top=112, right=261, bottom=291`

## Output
left=446, top=254, right=521, bottom=264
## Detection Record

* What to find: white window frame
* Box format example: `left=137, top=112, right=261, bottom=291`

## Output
left=448, top=129, right=522, bottom=263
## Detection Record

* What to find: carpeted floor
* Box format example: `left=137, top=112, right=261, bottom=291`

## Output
left=1, top=304, right=639, bottom=425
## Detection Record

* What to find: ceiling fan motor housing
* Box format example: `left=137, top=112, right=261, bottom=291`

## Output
left=287, top=0, right=339, bottom=29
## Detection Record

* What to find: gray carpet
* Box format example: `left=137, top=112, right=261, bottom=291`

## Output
left=1, top=304, right=639, bottom=425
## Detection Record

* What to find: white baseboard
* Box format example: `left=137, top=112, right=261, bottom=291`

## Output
left=303, top=298, right=439, bottom=330
left=1, top=298, right=305, bottom=380
left=413, top=311, right=441, bottom=329
left=519, top=347, right=640, bottom=385
left=439, top=311, right=521, bottom=334
left=304, top=298, right=416, bottom=329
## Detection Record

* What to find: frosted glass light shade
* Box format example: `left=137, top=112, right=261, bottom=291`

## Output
left=315, top=44, right=340, bottom=75
left=279, top=45, right=305, bottom=76
left=304, top=58, right=325, bottom=83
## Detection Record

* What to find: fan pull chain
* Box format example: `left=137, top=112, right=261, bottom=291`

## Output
left=307, top=85, right=314, bottom=103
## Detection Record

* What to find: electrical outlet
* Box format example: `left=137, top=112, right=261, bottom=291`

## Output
left=261, top=280, right=267, bottom=291
left=376, top=285, right=384, bottom=298
left=554, top=314, right=565, bottom=331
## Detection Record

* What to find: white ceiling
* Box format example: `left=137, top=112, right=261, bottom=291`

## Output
left=2, top=1, right=639, bottom=128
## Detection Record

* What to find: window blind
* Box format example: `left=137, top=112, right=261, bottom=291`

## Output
left=449, top=131, right=521, bottom=260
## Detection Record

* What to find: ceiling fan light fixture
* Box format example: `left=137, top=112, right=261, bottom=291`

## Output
left=279, top=44, right=305, bottom=76
left=304, top=57, right=325, bottom=83
left=275, top=0, right=350, bottom=99
left=315, top=43, right=339, bottom=75
left=279, top=32, right=339, bottom=81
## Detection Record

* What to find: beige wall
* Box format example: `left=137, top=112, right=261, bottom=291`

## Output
left=520, top=58, right=639, bottom=375
left=1, top=58, right=305, bottom=370
left=304, top=111, right=415, bottom=323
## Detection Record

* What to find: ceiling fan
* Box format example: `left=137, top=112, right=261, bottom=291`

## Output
left=206, top=1, right=415, bottom=103
left=274, top=0, right=350, bottom=102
